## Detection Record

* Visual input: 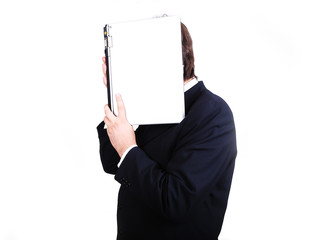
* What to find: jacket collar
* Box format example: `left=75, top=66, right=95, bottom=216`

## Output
left=184, top=81, right=206, bottom=114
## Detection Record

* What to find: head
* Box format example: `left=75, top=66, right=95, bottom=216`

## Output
left=181, top=22, right=197, bottom=81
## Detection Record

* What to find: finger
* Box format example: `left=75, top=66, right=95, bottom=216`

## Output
left=115, top=94, right=126, bottom=118
left=102, top=56, right=106, bottom=63
left=103, top=77, right=107, bottom=88
left=102, top=63, right=107, bottom=77
left=104, top=104, right=116, bottom=122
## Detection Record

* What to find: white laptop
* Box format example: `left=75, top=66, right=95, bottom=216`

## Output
left=103, top=16, right=185, bottom=125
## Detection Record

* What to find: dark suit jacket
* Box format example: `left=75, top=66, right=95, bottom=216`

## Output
left=97, top=81, right=237, bottom=240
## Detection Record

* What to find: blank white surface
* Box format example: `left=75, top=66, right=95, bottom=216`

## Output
left=108, top=16, right=184, bottom=125
left=0, top=0, right=322, bottom=239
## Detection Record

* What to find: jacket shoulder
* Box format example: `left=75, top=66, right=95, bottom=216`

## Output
left=186, top=87, right=234, bottom=126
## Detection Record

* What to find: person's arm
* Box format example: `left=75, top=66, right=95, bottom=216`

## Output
left=97, top=120, right=120, bottom=174
left=114, top=101, right=237, bottom=221
left=98, top=62, right=138, bottom=173
left=98, top=93, right=137, bottom=174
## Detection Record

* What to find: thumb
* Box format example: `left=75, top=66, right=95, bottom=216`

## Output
left=115, top=94, right=126, bottom=118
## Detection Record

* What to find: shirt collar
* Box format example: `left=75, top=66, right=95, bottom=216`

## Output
left=184, top=78, right=199, bottom=92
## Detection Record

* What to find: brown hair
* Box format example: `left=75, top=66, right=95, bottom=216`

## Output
left=181, top=22, right=197, bottom=80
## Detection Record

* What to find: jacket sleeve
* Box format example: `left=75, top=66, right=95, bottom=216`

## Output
left=96, top=120, right=120, bottom=174
left=114, top=103, right=237, bottom=221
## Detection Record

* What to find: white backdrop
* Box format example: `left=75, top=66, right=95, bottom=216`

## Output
left=0, top=0, right=322, bottom=239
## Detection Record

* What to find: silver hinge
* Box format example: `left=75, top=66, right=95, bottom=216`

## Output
left=107, top=25, right=113, bottom=48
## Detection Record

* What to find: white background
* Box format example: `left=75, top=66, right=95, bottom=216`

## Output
left=0, top=0, right=322, bottom=239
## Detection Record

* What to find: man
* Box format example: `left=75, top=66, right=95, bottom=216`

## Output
left=97, top=22, right=237, bottom=240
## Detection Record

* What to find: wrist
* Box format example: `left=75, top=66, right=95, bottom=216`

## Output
left=119, top=144, right=137, bottom=158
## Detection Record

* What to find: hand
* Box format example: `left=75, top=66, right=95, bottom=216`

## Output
left=102, top=57, right=107, bottom=88
left=104, top=94, right=136, bottom=158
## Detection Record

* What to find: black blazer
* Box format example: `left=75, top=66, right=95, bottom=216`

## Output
left=97, top=81, right=237, bottom=240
